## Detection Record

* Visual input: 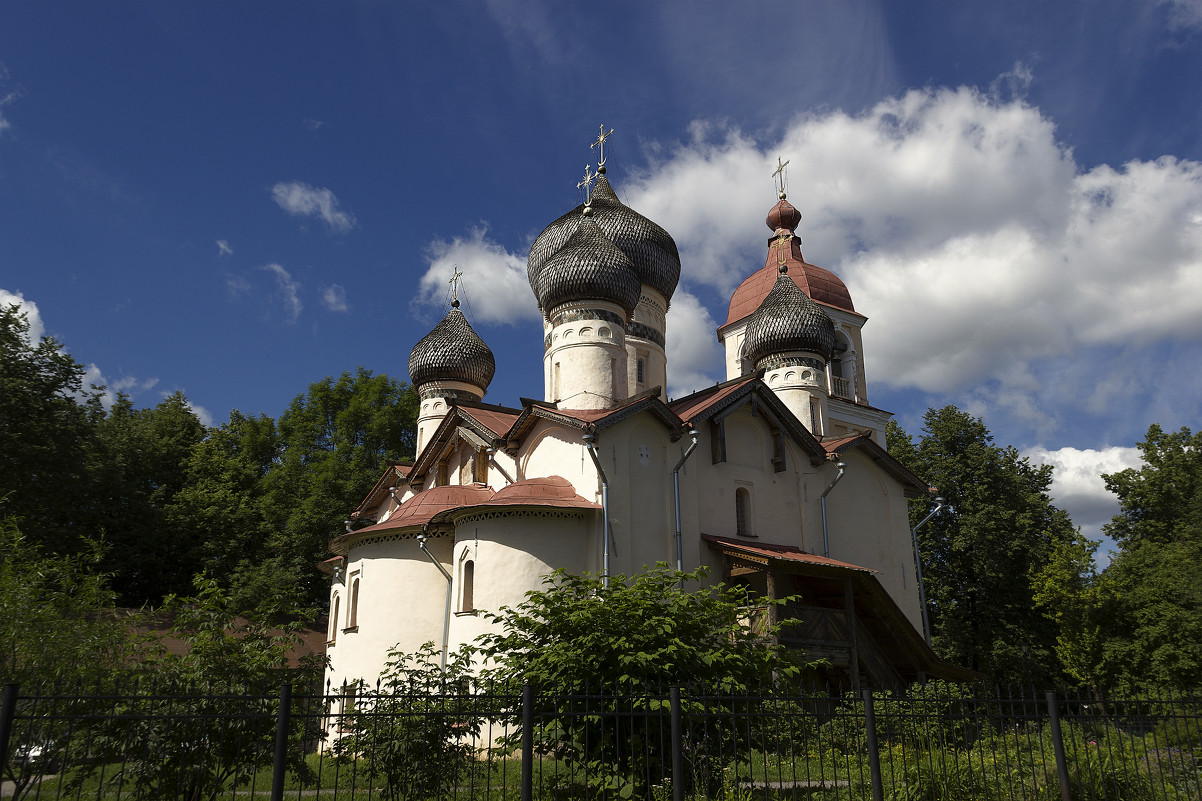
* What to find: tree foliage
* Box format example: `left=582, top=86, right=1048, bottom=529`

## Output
left=1097, top=425, right=1202, bottom=690
left=887, top=408, right=1075, bottom=685
left=477, top=565, right=802, bottom=692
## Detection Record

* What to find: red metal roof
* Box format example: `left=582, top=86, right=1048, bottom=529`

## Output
left=460, top=406, right=521, bottom=439
left=667, top=374, right=758, bottom=424
left=355, top=484, right=494, bottom=533
left=723, top=234, right=857, bottom=329
left=701, top=533, right=876, bottom=573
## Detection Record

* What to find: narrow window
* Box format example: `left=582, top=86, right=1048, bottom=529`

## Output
left=347, top=578, right=360, bottom=629
left=329, top=595, right=340, bottom=643
left=771, top=428, right=786, bottom=473
left=736, top=488, right=751, bottom=537
left=437, top=461, right=448, bottom=486
left=460, top=560, right=475, bottom=613
left=553, top=362, right=561, bottom=400
left=636, top=358, right=645, bottom=384
left=474, top=449, right=489, bottom=483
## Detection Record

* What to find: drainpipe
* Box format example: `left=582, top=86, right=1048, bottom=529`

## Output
left=910, top=496, right=944, bottom=645
left=672, top=429, right=700, bottom=585
left=582, top=432, right=611, bottom=588
left=819, top=461, right=848, bottom=558
left=416, top=531, right=453, bottom=669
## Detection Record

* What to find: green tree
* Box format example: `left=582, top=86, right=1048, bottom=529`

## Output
left=0, top=305, right=104, bottom=553
left=166, top=410, right=280, bottom=609
left=332, top=643, right=481, bottom=801
left=0, top=516, right=132, bottom=801
left=88, top=577, right=324, bottom=800
left=92, top=391, right=207, bottom=603
left=1031, top=531, right=1111, bottom=689
left=887, top=409, right=1075, bottom=684
left=1098, top=425, right=1202, bottom=689
left=253, top=368, right=418, bottom=606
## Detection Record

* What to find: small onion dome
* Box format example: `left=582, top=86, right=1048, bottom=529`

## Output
left=530, top=215, right=642, bottom=317
left=766, top=197, right=803, bottom=232
left=528, top=175, right=681, bottom=302
left=408, top=303, right=496, bottom=390
left=743, top=269, right=837, bottom=366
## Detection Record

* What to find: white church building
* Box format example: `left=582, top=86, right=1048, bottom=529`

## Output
left=321, top=147, right=968, bottom=693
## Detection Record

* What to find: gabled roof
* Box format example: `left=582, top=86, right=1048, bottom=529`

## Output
left=506, top=386, right=681, bottom=444
left=702, top=534, right=977, bottom=683
left=822, top=434, right=929, bottom=498
left=351, top=462, right=412, bottom=520
left=669, top=375, right=828, bottom=465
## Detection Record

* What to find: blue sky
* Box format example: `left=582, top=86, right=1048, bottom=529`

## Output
left=3, top=0, right=1201, bottom=553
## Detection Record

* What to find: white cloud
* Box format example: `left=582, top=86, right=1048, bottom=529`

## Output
left=415, top=226, right=540, bottom=325
left=665, top=289, right=723, bottom=399
left=216, top=239, right=233, bottom=257
left=226, top=275, right=252, bottom=296
left=1024, top=444, right=1144, bottom=561
left=0, top=64, right=19, bottom=138
left=80, top=365, right=160, bottom=410
left=1161, top=0, right=1202, bottom=29
left=621, top=84, right=1202, bottom=433
left=321, top=284, right=349, bottom=313
left=304, top=118, right=326, bottom=131
left=184, top=400, right=214, bottom=427
left=0, top=289, right=44, bottom=340
left=270, top=181, right=357, bottom=232
left=260, top=263, right=303, bottom=322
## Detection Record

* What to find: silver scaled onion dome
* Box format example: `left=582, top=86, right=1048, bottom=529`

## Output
left=743, top=266, right=837, bottom=367
left=528, top=174, right=681, bottom=305
left=407, top=300, right=496, bottom=391
left=528, top=214, right=642, bottom=317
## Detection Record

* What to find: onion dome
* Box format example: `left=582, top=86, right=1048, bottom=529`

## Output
left=767, top=197, right=803, bottom=232
left=743, top=267, right=837, bottom=365
left=529, top=214, right=642, bottom=317
left=528, top=175, right=681, bottom=302
left=408, top=302, right=496, bottom=390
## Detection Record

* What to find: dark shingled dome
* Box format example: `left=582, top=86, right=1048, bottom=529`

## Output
left=528, top=175, right=681, bottom=303
left=744, top=271, right=837, bottom=366
left=529, top=215, right=642, bottom=317
left=408, top=307, right=496, bottom=390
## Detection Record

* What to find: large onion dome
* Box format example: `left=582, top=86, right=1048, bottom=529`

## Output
left=529, top=215, right=642, bottom=317
left=743, top=268, right=837, bottom=366
left=408, top=303, right=496, bottom=390
left=528, top=175, right=681, bottom=302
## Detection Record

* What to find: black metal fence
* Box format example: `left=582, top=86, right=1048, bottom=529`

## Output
left=1, top=681, right=1199, bottom=800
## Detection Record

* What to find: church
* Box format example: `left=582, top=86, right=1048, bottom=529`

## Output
left=321, top=139, right=969, bottom=693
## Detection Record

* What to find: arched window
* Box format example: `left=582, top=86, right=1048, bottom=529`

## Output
left=347, top=577, right=360, bottom=629
left=329, top=595, right=340, bottom=643
left=459, top=560, right=475, bottom=613
left=735, top=488, right=751, bottom=537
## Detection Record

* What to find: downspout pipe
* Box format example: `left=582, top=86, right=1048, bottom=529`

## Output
left=672, top=429, right=700, bottom=585
left=819, top=461, right=848, bottom=558
left=417, top=531, right=453, bottom=669
left=910, top=497, right=944, bottom=645
left=582, top=432, right=611, bottom=588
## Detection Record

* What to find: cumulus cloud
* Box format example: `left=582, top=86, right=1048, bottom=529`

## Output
left=1024, top=444, right=1144, bottom=557
left=216, top=239, right=233, bottom=257
left=270, top=181, right=357, bottom=232
left=621, top=84, right=1202, bottom=435
left=0, top=289, right=44, bottom=340
left=321, top=284, right=349, bottom=312
left=415, top=226, right=540, bottom=324
left=260, top=263, right=303, bottom=322
left=665, top=290, right=723, bottom=399
left=80, top=365, right=159, bottom=410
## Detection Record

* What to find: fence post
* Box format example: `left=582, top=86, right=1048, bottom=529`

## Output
left=270, top=682, right=292, bottom=801
left=670, top=687, right=683, bottom=801
left=522, top=683, right=534, bottom=801
left=861, top=688, right=884, bottom=801
left=0, top=684, right=18, bottom=784
left=1045, top=691, right=1072, bottom=801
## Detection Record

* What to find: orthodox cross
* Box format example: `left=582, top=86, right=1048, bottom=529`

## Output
left=577, top=164, right=596, bottom=205
left=772, top=156, right=790, bottom=197
left=776, top=231, right=791, bottom=271
left=591, top=124, right=614, bottom=168
left=448, top=265, right=463, bottom=303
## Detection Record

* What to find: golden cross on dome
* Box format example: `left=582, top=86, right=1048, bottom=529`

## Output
left=591, top=124, right=614, bottom=168
left=577, top=164, right=596, bottom=205
left=448, top=265, right=463, bottom=303
left=775, top=231, right=791, bottom=272
left=772, top=156, right=790, bottom=198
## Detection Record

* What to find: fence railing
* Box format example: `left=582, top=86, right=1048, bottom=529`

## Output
left=1, top=681, right=1199, bottom=800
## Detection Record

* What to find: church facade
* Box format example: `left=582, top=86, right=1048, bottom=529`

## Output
left=322, top=149, right=967, bottom=694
